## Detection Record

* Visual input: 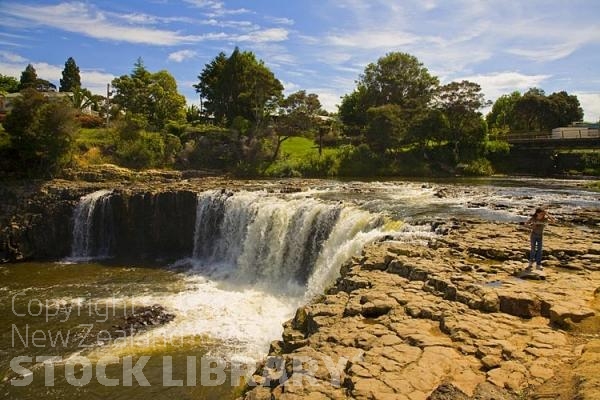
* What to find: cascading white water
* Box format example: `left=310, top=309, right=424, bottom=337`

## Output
left=70, top=189, right=114, bottom=260
left=191, top=190, right=346, bottom=293
left=80, top=188, right=435, bottom=361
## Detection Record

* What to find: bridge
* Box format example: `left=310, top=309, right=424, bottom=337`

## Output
left=506, top=131, right=600, bottom=149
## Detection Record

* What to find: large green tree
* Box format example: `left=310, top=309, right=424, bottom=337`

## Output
left=339, top=52, right=439, bottom=151
left=548, top=91, right=583, bottom=127
left=3, top=88, right=78, bottom=176
left=194, top=47, right=283, bottom=127
left=59, top=57, right=81, bottom=92
left=111, top=59, right=186, bottom=130
left=435, top=80, right=489, bottom=161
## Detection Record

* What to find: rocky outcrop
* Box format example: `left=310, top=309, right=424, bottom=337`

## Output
left=0, top=182, right=198, bottom=261
left=241, top=215, right=600, bottom=400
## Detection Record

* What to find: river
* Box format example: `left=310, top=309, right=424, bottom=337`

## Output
left=1, top=178, right=597, bottom=399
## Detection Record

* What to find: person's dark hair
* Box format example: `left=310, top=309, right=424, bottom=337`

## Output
left=532, top=207, right=545, bottom=217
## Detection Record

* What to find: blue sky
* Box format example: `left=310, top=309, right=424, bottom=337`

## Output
left=1, top=0, right=599, bottom=121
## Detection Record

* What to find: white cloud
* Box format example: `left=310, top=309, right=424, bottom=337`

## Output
left=236, top=28, right=288, bottom=43
left=282, top=81, right=300, bottom=94
left=457, top=71, right=551, bottom=101
left=0, top=2, right=201, bottom=46
left=0, top=50, right=26, bottom=63
left=575, top=93, right=600, bottom=122
left=506, top=42, right=583, bottom=62
left=183, top=0, right=250, bottom=17
left=326, top=30, right=418, bottom=49
left=168, top=50, right=198, bottom=63
left=307, top=88, right=344, bottom=113
left=0, top=55, right=114, bottom=96
left=81, top=70, right=117, bottom=95
left=266, top=16, right=294, bottom=26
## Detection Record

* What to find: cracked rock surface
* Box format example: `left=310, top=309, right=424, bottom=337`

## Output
left=241, top=212, right=600, bottom=400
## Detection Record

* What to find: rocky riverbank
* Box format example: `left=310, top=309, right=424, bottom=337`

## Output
left=241, top=213, right=600, bottom=400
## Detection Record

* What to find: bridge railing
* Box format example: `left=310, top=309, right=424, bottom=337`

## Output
left=506, top=129, right=600, bottom=142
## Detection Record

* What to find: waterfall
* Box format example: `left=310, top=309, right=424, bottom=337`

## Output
left=192, top=191, right=344, bottom=288
left=190, top=190, right=412, bottom=298
left=70, top=189, right=114, bottom=260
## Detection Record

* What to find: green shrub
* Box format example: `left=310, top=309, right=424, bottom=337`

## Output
left=115, top=132, right=165, bottom=169
left=3, top=88, right=79, bottom=177
left=460, top=158, right=494, bottom=176
left=337, top=144, right=383, bottom=176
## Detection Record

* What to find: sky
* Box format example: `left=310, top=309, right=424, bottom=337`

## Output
left=1, top=0, right=599, bottom=121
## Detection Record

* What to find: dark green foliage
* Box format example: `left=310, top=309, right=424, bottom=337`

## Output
left=19, top=64, right=38, bottom=90
left=337, top=144, right=383, bottom=176
left=0, top=74, right=19, bottom=93
left=487, top=88, right=583, bottom=133
left=59, top=57, right=81, bottom=92
left=116, top=132, right=165, bottom=169
left=182, top=129, right=242, bottom=170
left=2, top=88, right=78, bottom=177
left=365, top=104, right=405, bottom=154
left=194, top=47, right=283, bottom=126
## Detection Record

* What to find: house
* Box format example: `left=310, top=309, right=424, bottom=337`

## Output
left=0, top=91, right=96, bottom=116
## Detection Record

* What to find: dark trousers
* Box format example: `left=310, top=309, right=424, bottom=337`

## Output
left=530, top=233, right=543, bottom=265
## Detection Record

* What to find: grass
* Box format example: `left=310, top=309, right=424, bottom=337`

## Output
left=279, top=136, right=339, bottom=160
left=75, top=128, right=114, bottom=149
left=279, top=136, right=319, bottom=160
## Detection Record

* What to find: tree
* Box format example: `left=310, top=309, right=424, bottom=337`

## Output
left=0, top=74, right=19, bottom=93
left=548, top=91, right=583, bottom=127
left=435, top=80, right=489, bottom=161
left=19, top=64, right=38, bottom=90
left=273, top=90, right=323, bottom=159
left=60, top=57, right=81, bottom=92
left=513, top=88, right=554, bottom=131
left=365, top=104, right=405, bottom=154
left=3, top=88, right=78, bottom=176
left=194, top=47, right=283, bottom=127
left=70, top=86, right=96, bottom=112
left=111, top=59, right=186, bottom=130
left=339, top=52, right=439, bottom=151
left=486, top=91, right=522, bottom=134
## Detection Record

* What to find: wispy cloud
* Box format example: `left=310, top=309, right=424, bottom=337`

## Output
left=168, top=49, right=197, bottom=63
left=457, top=72, right=551, bottom=101
left=0, top=50, right=27, bottom=63
left=236, top=28, right=288, bottom=43
left=0, top=2, right=202, bottom=45
left=183, top=0, right=250, bottom=18
left=0, top=2, right=287, bottom=46
left=266, top=16, right=294, bottom=26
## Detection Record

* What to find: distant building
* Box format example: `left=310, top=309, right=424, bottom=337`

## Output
left=0, top=91, right=96, bottom=116
left=552, top=122, right=599, bottom=139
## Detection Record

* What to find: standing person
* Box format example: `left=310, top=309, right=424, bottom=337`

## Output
left=526, top=207, right=556, bottom=270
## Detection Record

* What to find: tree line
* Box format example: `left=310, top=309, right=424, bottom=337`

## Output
left=0, top=49, right=587, bottom=178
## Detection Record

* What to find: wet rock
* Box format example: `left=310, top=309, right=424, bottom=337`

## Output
left=111, top=304, right=175, bottom=337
